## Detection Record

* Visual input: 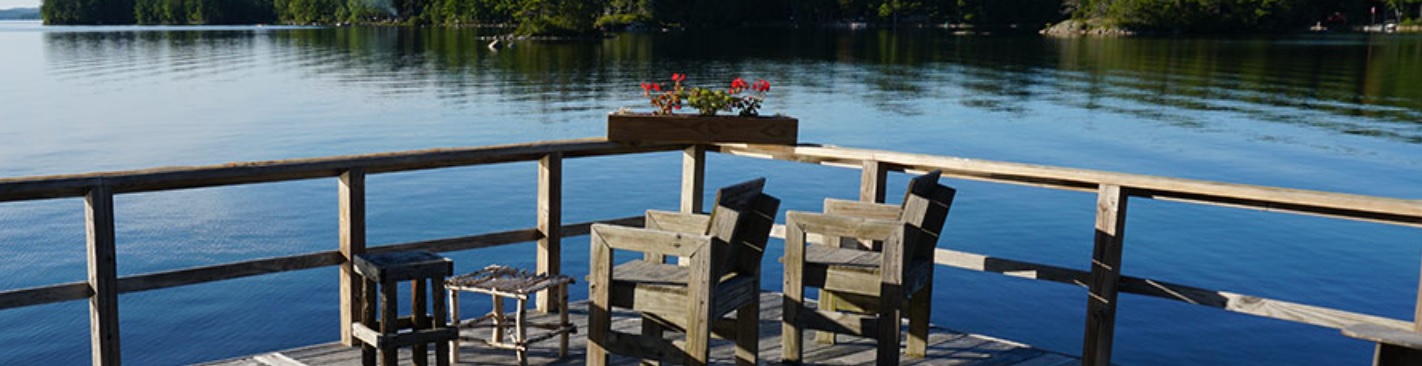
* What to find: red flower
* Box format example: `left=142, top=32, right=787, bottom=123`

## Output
left=652, top=83, right=662, bottom=92
left=641, top=83, right=652, bottom=92
left=731, top=78, right=750, bottom=90
left=671, top=73, right=686, bottom=82
left=753, top=79, right=770, bottom=92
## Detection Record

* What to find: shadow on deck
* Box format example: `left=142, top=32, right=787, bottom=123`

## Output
left=202, top=293, right=1077, bottom=366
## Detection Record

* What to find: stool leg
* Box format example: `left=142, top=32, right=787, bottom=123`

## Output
left=362, top=278, right=377, bottom=366
left=448, top=289, right=460, bottom=364
left=558, top=284, right=569, bottom=358
left=433, top=278, right=450, bottom=366
left=516, top=297, right=528, bottom=366
left=413, top=280, right=429, bottom=366
left=380, top=280, right=398, bottom=366
left=492, top=295, right=505, bottom=344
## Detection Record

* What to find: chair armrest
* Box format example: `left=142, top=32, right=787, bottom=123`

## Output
left=590, top=223, right=710, bottom=258
left=645, top=210, right=710, bottom=235
left=785, top=211, right=900, bottom=242
left=1343, top=323, right=1422, bottom=349
left=824, top=199, right=901, bottom=221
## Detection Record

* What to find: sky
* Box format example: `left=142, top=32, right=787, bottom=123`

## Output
left=1, top=0, right=38, bottom=10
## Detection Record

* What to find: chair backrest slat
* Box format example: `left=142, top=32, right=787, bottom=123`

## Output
left=706, top=178, right=781, bottom=280
left=900, top=170, right=955, bottom=262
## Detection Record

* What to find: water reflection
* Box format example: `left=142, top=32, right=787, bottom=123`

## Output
left=44, top=27, right=1420, bottom=143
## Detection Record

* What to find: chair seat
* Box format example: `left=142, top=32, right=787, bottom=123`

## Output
left=800, top=245, right=934, bottom=299
left=608, top=260, right=759, bottom=329
left=805, top=245, right=882, bottom=269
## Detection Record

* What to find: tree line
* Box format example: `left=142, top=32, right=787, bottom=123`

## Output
left=40, top=0, right=1064, bottom=30
left=1069, top=0, right=1422, bottom=32
left=40, top=0, right=1422, bottom=32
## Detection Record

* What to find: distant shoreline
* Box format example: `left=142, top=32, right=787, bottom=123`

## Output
left=0, top=7, right=39, bottom=20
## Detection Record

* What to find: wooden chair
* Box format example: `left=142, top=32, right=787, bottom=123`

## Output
left=782, top=170, right=955, bottom=366
left=587, top=178, right=781, bottom=366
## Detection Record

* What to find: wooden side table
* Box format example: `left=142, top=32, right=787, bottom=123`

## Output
left=446, top=265, right=576, bottom=366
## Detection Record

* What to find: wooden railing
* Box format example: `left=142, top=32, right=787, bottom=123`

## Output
left=0, top=139, right=680, bottom=365
left=0, top=138, right=1419, bottom=366
left=707, top=143, right=1422, bottom=366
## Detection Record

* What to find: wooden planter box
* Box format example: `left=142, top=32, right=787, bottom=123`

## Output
left=607, top=114, right=798, bottom=145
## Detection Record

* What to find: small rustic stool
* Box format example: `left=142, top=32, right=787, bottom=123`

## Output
left=446, top=265, right=576, bottom=365
left=351, top=251, right=458, bottom=366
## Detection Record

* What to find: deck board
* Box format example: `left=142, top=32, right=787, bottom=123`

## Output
left=200, top=292, right=1077, bottom=366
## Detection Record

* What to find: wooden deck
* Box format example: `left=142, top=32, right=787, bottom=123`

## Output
left=202, top=293, right=1078, bottom=366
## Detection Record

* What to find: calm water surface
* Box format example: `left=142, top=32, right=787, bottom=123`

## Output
left=1, top=20, right=1420, bottom=365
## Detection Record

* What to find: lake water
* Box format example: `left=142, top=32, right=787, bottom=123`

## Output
left=1, top=20, right=1420, bottom=365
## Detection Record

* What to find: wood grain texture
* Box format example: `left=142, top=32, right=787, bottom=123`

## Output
left=86, top=185, right=120, bottom=366
left=340, top=169, right=367, bottom=346
left=607, top=114, right=798, bottom=145
left=201, top=293, right=1078, bottom=366
left=683, top=145, right=706, bottom=214
left=860, top=160, right=887, bottom=204
left=0, top=139, right=681, bottom=202
left=1083, top=185, right=1128, bottom=366
left=538, top=153, right=563, bottom=313
left=710, top=143, right=1422, bottom=227
left=0, top=217, right=642, bottom=310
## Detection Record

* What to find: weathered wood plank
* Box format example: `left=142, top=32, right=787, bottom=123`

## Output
left=824, top=199, right=900, bottom=221
left=932, top=247, right=1414, bottom=331
left=203, top=293, right=1076, bottom=366
left=589, top=224, right=709, bottom=257
left=1083, top=185, right=1128, bottom=366
left=710, top=144, right=1422, bottom=227
left=0, top=217, right=643, bottom=310
left=683, top=145, right=706, bottom=214
left=0, top=282, right=92, bottom=310
left=537, top=153, right=563, bottom=313
left=339, top=169, right=366, bottom=346
left=86, top=185, right=120, bottom=366
left=860, top=160, right=888, bottom=204
left=0, top=139, right=681, bottom=202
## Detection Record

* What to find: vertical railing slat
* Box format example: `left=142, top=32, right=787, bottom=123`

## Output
left=87, top=184, right=120, bottom=366
left=338, top=169, right=367, bottom=346
left=860, top=160, right=888, bottom=203
left=537, top=153, right=563, bottom=313
left=1083, top=184, right=1129, bottom=366
left=682, top=145, right=707, bottom=213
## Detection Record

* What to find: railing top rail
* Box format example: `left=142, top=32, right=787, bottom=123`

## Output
left=710, top=143, right=1422, bottom=227
left=0, top=138, right=681, bottom=203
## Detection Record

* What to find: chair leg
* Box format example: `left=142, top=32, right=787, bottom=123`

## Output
left=640, top=315, right=664, bottom=366
left=588, top=241, right=613, bottom=366
left=782, top=287, right=804, bottom=364
left=735, top=299, right=758, bottom=366
left=876, top=285, right=902, bottom=366
left=907, top=284, right=931, bottom=358
left=815, top=291, right=838, bottom=345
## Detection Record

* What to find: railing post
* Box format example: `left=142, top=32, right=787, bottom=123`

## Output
left=338, top=169, right=366, bottom=346
left=682, top=145, right=706, bottom=213
left=87, top=184, right=120, bottom=366
left=537, top=153, right=563, bottom=313
left=860, top=160, right=888, bottom=203
left=675, top=145, right=707, bottom=267
left=1083, top=184, right=1129, bottom=366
